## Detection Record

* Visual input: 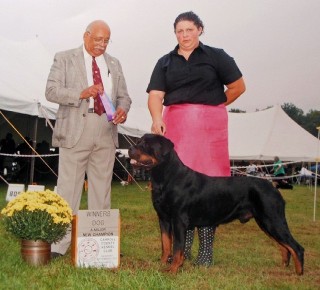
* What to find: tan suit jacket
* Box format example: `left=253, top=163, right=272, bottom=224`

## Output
left=45, top=46, right=131, bottom=148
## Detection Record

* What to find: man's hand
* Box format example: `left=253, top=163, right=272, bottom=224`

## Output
left=80, top=84, right=104, bottom=99
left=112, top=108, right=127, bottom=124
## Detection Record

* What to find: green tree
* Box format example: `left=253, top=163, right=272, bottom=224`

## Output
left=304, top=109, right=320, bottom=137
left=281, top=103, right=320, bottom=137
left=281, top=103, right=305, bottom=126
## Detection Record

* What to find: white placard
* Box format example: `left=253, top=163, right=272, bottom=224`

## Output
left=27, top=184, right=45, bottom=192
left=77, top=236, right=119, bottom=268
left=53, top=186, right=58, bottom=193
left=6, top=184, right=25, bottom=202
left=72, top=209, right=120, bottom=268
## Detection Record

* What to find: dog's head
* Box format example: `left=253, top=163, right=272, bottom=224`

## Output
left=128, top=134, right=174, bottom=169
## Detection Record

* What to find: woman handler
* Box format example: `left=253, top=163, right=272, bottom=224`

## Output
left=147, top=11, right=246, bottom=266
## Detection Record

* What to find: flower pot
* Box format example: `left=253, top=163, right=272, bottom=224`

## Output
left=21, top=240, right=51, bottom=266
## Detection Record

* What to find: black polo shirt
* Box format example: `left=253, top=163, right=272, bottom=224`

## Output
left=146, top=42, right=243, bottom=106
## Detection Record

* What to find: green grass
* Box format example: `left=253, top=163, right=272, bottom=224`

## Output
left=0, top=182, right=320, bottom=289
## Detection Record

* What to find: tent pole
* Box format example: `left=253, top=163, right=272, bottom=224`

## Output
left=313, top=126, right=320, bottom=222
left=29, top=116, right=38, bottom=185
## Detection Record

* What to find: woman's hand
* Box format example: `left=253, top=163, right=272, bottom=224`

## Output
left=151, top=119, right=166, bottom=135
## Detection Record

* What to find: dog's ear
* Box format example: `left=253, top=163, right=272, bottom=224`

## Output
left=159, top=136, right=174, bottom=157
left=153, top=135, right=174, bottom=163
left=144, top=134, right=174, bottom=161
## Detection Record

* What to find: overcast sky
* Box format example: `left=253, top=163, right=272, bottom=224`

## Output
left=1, top=0, right=319, bottom=113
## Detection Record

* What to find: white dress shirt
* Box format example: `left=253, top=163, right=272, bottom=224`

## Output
left=83, top=45, right=113, bottom=108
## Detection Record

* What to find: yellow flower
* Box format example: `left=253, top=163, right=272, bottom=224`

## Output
left=1, top=190, right=73, bottom=243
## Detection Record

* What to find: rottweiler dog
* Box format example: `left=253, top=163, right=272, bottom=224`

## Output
left=128, top=134, right=304, bottom=275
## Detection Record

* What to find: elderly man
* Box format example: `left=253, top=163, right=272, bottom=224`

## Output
left=46, top=20, right=131, bottom=257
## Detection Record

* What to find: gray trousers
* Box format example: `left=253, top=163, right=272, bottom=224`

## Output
left=52, top=113, right=115, bottom=254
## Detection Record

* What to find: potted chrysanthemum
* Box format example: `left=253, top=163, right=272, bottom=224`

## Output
left=1, top=190, right=72, bottom=266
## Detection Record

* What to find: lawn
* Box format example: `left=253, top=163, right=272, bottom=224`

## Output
left=0, top=181, right=319, bottom=289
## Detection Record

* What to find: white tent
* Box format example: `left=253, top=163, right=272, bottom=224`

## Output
left=228, top=105, right=320, bottom=161
left=0, top=37, right=58, bottom=119
left=118, top=107, right=152, bottom=138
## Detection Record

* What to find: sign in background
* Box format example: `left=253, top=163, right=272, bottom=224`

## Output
left=72, top=209, right=120, bottom=268
left=6, top=184, right=25, bottom=202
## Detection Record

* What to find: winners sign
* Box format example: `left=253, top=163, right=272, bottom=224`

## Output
left=72, top=209, right=120, bottom=268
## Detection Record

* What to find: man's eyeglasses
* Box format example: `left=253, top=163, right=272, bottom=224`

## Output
left=87, top=31, right=111, bottom=45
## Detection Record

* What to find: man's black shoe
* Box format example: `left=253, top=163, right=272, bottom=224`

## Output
left=51, top=252, right=63, bottom=259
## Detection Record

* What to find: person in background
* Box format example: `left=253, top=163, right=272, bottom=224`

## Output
left=246, top=161, right=258, bottom=176
left=272, top=156, right=293, bottom=189
left=0, top=133, right=16, bottom=172
left=147, top=11, right=245, bottom=266
left=46, top=20, right=131, bottom=258
left=15, top=136, right=32, bottom=183
left=0, top=133, right=16, bottom=154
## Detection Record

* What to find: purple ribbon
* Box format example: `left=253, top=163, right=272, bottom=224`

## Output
left=99, top=92, right=115, bottom=121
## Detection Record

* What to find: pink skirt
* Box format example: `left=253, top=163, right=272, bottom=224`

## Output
left=163, top=104, right=230, bottom=177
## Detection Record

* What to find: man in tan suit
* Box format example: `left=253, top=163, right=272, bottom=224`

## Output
left=46, top=20, right=131, bottom=257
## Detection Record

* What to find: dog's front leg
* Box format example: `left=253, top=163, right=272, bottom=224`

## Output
left=165, top=218, right=186, bottom=274
left=159, top=219, right=172, bottom=264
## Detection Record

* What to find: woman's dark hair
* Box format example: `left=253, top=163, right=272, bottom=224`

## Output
left=174, top=11, right=204, bottom=35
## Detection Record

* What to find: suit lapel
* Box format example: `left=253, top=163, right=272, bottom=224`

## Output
left=71, top=47, right=88, bottom=88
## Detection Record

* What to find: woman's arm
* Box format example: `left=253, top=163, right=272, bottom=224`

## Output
left=148, top=90, right=166, bottom=135
left=224, top=77, right=246, bottom=106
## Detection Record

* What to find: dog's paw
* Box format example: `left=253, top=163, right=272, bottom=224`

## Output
left=161, top=265, right=178, bottom=274
left=160, top=254, right=172, bottom=264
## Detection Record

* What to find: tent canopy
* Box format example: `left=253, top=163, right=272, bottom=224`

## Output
left=228, top=105, right=319, bottom=161
left=0, top=37, right=57, bottom=119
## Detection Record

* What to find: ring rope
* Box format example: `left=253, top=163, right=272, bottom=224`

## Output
left=0, top=110, right=58, bottom=178
left=0, top=153, right=59, bottom=158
